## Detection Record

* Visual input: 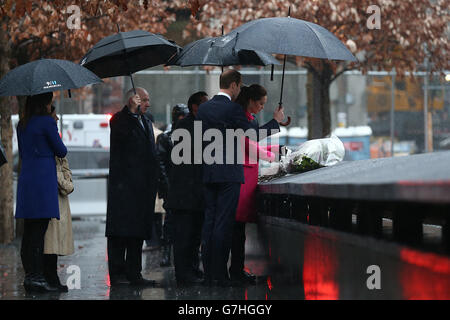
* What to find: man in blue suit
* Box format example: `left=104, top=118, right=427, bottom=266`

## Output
left=197, top=70, right=284, bottom=286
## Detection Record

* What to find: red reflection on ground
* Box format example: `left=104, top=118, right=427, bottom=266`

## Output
left=267, top=276, right=273, bottom=291
left=400, top=248, right=450, bottom=274
left=400, top=248, right=450, bottom=299
left=105, top=250, right=111, bottom=288
left=302, top=236, right=339, bottom=300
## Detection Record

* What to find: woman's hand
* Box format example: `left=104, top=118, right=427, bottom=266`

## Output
left=273, top=105, right=285, bottom=123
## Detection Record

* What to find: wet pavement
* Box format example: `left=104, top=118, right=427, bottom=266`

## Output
left=0, top=217, right=272, bottom=300
left=1, top=216, right=449, bottom=300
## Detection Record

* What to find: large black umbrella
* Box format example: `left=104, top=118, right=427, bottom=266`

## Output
left=0, top=59, right=102, bottom=97
left=80, top=30, right=180, bottom=93
left=215, top=16, right=357, bottom=106
left=166, top=36, right=280, bottom=67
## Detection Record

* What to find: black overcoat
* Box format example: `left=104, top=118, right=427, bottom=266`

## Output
left=166, top=113, right=204, bottom=212
left=105, top=106, right=158, bottom=239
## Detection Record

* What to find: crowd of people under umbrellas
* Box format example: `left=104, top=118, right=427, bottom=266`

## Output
left=1, top=15, right=355, bottom=293
left=11, top=69, right=285, bottom=292
left=105, top=70, right=285, bottom=288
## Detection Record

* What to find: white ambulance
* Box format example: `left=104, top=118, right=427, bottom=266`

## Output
left=12, top=113, right=112, bottom=153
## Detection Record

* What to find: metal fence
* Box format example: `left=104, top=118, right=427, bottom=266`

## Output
left=5, top=66, right=450, bottom=156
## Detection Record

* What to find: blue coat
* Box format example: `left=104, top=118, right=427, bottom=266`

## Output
left=15, top=115, right=67, bottom=219
left=196, top=95, right=256, bottom=184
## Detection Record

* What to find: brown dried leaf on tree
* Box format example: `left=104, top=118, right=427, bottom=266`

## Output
left=178, top=0, right=449, bottom=138
left=15, top=0, right=26, bottom=17
left=188, top=0, right=208, bottom=18
left=183, top=0, right=449, bottom=75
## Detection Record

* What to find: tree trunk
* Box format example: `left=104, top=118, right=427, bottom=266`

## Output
left=0, top=25, right=14, bottom=244
left=306, top=63, right=332, bottom=140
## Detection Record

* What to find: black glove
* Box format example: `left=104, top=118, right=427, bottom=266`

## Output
left=279, top=145, right=287, bottom=156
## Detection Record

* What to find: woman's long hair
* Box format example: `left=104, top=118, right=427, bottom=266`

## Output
left=18, top=92, right=53, bottom=129
left=235, top=84, right=267, bottom=111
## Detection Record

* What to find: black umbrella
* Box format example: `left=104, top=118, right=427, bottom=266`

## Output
left=0, top=59, right=102, bottom=97
left=166, top=36, right=280, bottom=67
left=215, top=15, right=357, bottom=107
left=80, top=30, right=180, bottom=93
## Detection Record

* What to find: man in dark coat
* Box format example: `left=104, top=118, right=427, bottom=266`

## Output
left=156, top=103, right=189, bottom=267
left=106, top=87, right=158, bottom=287
left=196, top=70, right=285, bottom=287
left=167, top=91, right=209, bottom=285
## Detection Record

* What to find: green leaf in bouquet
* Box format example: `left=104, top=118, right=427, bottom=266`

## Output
left=288, top=155, right=322, bottom=173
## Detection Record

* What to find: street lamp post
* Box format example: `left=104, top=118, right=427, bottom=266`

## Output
left=390, top=69, right=396, bottom=157
left=424, top=57, right=429, bottom=153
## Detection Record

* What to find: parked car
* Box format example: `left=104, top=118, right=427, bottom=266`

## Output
left=13, top=146, right=110, bottom=216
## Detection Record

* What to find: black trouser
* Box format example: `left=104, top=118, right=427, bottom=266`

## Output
left=201, top=182, right=241, bottom=281
left=162, top=208, right=174, bottom=245
left=230, top=221, right=246, bottom=276
left=145, top=212, right=163, bottom=247
left=107, top=236, right=143, bottom=281
left=43, top=254, right=59, bottom=285
left=173, top=210, right=204, bottom=280
left=21, top=219, right=50, bottom=278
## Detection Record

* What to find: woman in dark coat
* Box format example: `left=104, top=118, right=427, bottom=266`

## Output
left=16, top=92, right=67, bottom=293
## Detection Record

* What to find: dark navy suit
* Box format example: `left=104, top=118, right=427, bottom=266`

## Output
left=196, top=94, right=279, bottom=282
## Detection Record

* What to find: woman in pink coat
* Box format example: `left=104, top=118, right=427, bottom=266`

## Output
left=230, top=84, right=279, bottom=284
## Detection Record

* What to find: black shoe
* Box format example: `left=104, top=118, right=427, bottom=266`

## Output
left=211, top=278, right=233, bottom=288
left=24, top=274, right=58, bottom=293
left=45, top=273, right=69, bottom=292
left=192, top=269, right=204, bottom=279
left=56, top=284, right=69, bottom=292
left=110, top=275, right=130, bottom=287
left=230, top=270, right=257, bottom=284
left=129, top=277, right=156, bottom=287
left=201, top=277, right=212, bottom=287
left=47, top=278, right=69, bottom=292
left=176, top=275, right=204, bottom=287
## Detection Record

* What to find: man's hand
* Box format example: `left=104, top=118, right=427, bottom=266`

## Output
left=273, top=105, right=285, bottom=123
left=129, top=94, right=141, bottom=111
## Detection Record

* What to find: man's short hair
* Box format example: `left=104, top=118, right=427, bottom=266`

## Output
left=187, top=91, right=208, bottom=113
left=219, top=69, right=241, bottom=90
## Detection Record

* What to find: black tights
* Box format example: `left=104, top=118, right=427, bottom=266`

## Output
left=20, top=219, right=50, bottom=278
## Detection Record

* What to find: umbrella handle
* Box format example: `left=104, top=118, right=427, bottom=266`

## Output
left=277, top=102, right=291, bottom=127
left=279, top=116, right=291, bottom=127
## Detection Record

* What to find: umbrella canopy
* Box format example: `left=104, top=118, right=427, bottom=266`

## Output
left=166, top=37, right=280, bottom=67
left=0, top=59, right=102, bottom=97
left=215, top=17, right=357, bottom=62
left=215, top=17, right=357, bottom=118
left=80, top=30, right=180, bottom=79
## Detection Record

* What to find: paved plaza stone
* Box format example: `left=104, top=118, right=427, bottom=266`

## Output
left=1, top=215, right=449, bottom=300
left=0, top=217, right=271, bottom=300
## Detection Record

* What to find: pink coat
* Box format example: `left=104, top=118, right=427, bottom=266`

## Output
left=235, top=112, right=278, bottom=223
